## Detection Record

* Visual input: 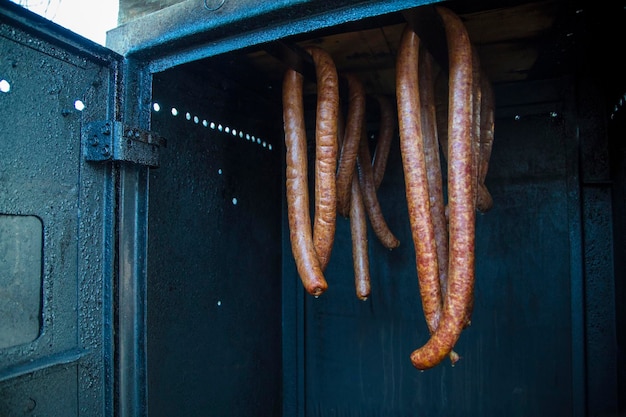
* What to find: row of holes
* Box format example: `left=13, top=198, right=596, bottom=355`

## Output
left=153, top=102, right=273, bottom=151
left=2, top=79, right=244, bottom=207
left=1, top=80, right=273, bottom=149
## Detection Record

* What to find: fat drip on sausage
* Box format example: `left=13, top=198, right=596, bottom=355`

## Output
left=304, top=46, right=340, bottom=272
left=408, top=6, right=477, bottom=371
left=396, top=26, right=443, bottom=335
left=283, top=69, right=329, bottom=297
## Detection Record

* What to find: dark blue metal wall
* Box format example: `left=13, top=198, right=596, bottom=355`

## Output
left=146, top=63, right=284, bottom=416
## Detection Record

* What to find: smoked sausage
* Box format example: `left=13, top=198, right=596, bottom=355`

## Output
left=283, top=69, right=329, bottom=296
left=476, top=71, right=495, bottom=213
left=396, top=25, right=443, bottom=335
left=336, top=73, right=366, bottom=217
left=409, top=6, right=476, bottom=370
left=371, top=94, right=396, bottom=191
left=419, top=45, right=449, bottom=307
left=305, top=46, right=340, bottom=271
left=350, top=174, right=371, bottom=300
left=357, top=124, right=400, bottom=250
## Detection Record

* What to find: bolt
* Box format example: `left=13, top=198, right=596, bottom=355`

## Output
left=101, top=124, right=111, bottom=135
left=101, top=145, right=110, bottom=157
left=90, top=135, right=99, bottom=146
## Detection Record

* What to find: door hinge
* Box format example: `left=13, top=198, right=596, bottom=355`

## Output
left=82, top=121, right=166, bottom=168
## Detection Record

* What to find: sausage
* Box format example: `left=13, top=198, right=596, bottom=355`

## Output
left=283, top=68, right=328, bottom=296
left=409, top=6, right=476, bottom=370
left=336, top=73, right=366, bottom=217
left=396, top=25, right=442, bottom=335
left=422, top=45, right=468, bottom=364
left=357, top=123, right=400, bottom=250
left=419, top=44, right=449, bottom=325
left=434, top=71, right=449, bottom=164
left=476, top=71, right=495, bottom=213
left=350, top=174, right=371, bottom=300
left=371, top=94, right=396, bottom=190
left=470, top=47, right=482, bottom=213
left=305, top=46, right=340, bottom=271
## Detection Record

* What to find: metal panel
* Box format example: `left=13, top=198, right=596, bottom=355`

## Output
left=145, top=62, right=283, bottom=416
left=106, top=0, right=436, bottom=73
left=0, top=2, right=120, bottom=415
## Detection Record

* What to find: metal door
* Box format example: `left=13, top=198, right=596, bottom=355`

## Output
left=0, top=3, right=122, bottom=415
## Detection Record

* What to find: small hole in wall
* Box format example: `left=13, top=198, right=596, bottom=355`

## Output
left=74, top=100, right=85, bottom=111
left=171, top=108, right=179, bottom=116
left=0, top=79, right=11, bottom=93
left=153, top=102, right=161, bottom=112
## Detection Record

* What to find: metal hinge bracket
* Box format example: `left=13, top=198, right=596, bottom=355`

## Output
left=82, top=121, right=166, bottom=168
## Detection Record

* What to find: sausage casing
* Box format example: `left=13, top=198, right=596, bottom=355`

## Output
left=396, top=26, right=442, bottom=334
left=350, top=174, right=371, bottom=300
left=357, top=125, right=400, bottom=250
left=371, top=94, right=396, bottom=191
left=409, top=6, right=476, bottom=370
left=283, top=69, right=329, bottom=296
left=305, top=46, right=340, bottom=271
left=336, top=73, right=366, bottom=217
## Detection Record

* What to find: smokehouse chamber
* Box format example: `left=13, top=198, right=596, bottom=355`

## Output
left=0, top=0, right=624, bottom=415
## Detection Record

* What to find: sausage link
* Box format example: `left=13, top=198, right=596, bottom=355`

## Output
left=357, top=123, right=400, bottom=250
left=396, top=25, right=442, bottom=334
left=434, top=71, right=449, bottom=164
left=409, top=6, right=476, bottom=370
left=419, top=44, right=449, bottom=325
left=350, top=174, right=371, bottom=300
left=336, top=73, right=366, bottom=217
left=476, top=71, right=495, bottom=213
left=305, top=46, right=340, bottom=271
left=371, top=94, right=396, bottom=190
left=470, top=47, right=482, bottom=214
left=283, top=69, right=328, bottom=296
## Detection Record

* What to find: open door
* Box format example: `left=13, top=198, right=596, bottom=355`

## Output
left=0, top=2, right=125, bottom=415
